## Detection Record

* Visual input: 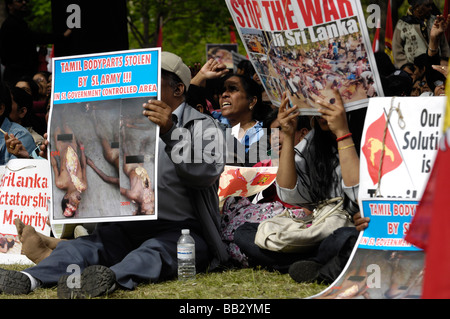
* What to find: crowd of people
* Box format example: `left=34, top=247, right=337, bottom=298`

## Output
left=0, top=0, right=445, bottom=299
left=382, top=0, right=449, bottom=97
left=274, top=33, right=375, bottom=110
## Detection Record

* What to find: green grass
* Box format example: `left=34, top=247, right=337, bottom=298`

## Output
left=0, top=264, right=328, bottom=299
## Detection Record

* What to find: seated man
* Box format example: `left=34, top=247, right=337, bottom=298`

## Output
left=0, top=51, right=229, bottom=298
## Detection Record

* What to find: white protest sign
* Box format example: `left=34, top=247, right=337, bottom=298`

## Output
left=0, top=159, right=51, bottom=264
left=225, top=0, right=384, bottom=115
left=313, top=96, right=445, bottom=299
left=359, top=96, right=445, bottom=200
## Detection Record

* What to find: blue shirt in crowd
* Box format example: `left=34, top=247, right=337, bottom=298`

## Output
left=211, top=110, right=265, bottom=153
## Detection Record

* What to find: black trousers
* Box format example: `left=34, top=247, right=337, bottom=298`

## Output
left=234, top=223, right=358, bottom=282
left=25, top=219, right=211, bottom=289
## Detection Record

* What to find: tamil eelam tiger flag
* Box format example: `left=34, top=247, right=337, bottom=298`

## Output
left=405, top=69, right=450, bottom=298
left=361, top=112, right=403, bottom=186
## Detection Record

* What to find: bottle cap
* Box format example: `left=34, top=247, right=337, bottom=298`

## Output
left=182, top=229, right=190, bottom=235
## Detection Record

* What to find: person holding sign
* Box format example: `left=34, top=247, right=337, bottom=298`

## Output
left=0, top=52, right=227, bottom=298
left=392, top=0, right=450, bottom=69
left=220, top=108, right=312, bottom=267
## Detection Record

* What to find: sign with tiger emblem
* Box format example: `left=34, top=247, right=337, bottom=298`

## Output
left=359, top=96, right=445, bottom=200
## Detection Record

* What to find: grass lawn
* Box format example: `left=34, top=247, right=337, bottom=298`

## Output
left=0, top=264, right=328, bottom=300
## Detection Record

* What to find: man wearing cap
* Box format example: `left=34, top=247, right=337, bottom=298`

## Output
left=0, top=52, right=229, bottom=298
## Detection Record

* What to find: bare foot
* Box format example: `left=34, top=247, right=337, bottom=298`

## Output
left=20, top=225, right=54, bottom=264
left=14, top=218, right=26, bottom=241
left=15, top=218, right=63, bottom=251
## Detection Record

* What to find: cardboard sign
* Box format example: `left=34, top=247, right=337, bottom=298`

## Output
left=225, top=0, right=384, bottom=115
left=49, top=48, right=160, bottom=225
left=313, top=96, right=445, bottom=299
left=0, top=160, right=51, bottom=264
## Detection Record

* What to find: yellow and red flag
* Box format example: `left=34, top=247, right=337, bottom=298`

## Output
left=385, top=0, right=393, bottom=62
left=361, top=113, right=403, bottom=186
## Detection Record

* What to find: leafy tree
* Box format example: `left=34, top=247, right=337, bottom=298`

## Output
left=127, top=0, right=240, bottom=65
left=24, top=0, right=52, bottom=34
left=13, top=0, right=448, bottom=66
left=12, top=0, right=238, bottom=65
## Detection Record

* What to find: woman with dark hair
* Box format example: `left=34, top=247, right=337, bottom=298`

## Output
left=220, top=107, right=311, bottom=267
left=217, top=73, right=272, bottom=154
left=188, top=59, right=273, bottom=164
left=236, top=59, right=256, bottom=78
left=33, top=71, right=51, bottom=100
left=15, top=76, right=48, bottom=131
left=275, top=90, right=359, bottom=212
left=15, top=76, right=40, bottom=101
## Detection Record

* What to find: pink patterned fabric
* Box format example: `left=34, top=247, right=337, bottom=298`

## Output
left=220, top=196, right=307, bottom=267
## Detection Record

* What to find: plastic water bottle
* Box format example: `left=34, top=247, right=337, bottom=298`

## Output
left=177, top=229, right=196, bottom=280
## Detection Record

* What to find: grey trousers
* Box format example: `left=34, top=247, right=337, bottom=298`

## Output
left=25, top=220, right=210, bottom=289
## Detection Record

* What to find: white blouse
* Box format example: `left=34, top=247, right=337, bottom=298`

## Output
left=276, top=130, right=359, bottom=215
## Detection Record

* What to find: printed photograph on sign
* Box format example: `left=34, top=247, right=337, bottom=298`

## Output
left=317, top=248, right=424, bottom=299
left=49, top=97, right=158, bottom=223
left=206, top=43, right=239, bottom=70
left=310, top=95, right=445, bottom=299
left=313, top=199, right=424, bottom=299
left=225, top=0, right=384, bottom=115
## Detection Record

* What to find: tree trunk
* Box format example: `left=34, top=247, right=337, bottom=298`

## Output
left=155, top=14, right=163, bottom=48
left=140, top=0, right=150, bottom=47
left=0, top=0, right=7, bottom=26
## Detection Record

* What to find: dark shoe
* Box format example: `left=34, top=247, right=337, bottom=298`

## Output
left=288, top=260, right=323, bottom=283
left=81, top=265, right=116, bottom=298
left=57, top=265, right=117, bottom=299
left=0, top=269, right=31, bottom=295
left=57, top=274, right=83, bottom=299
